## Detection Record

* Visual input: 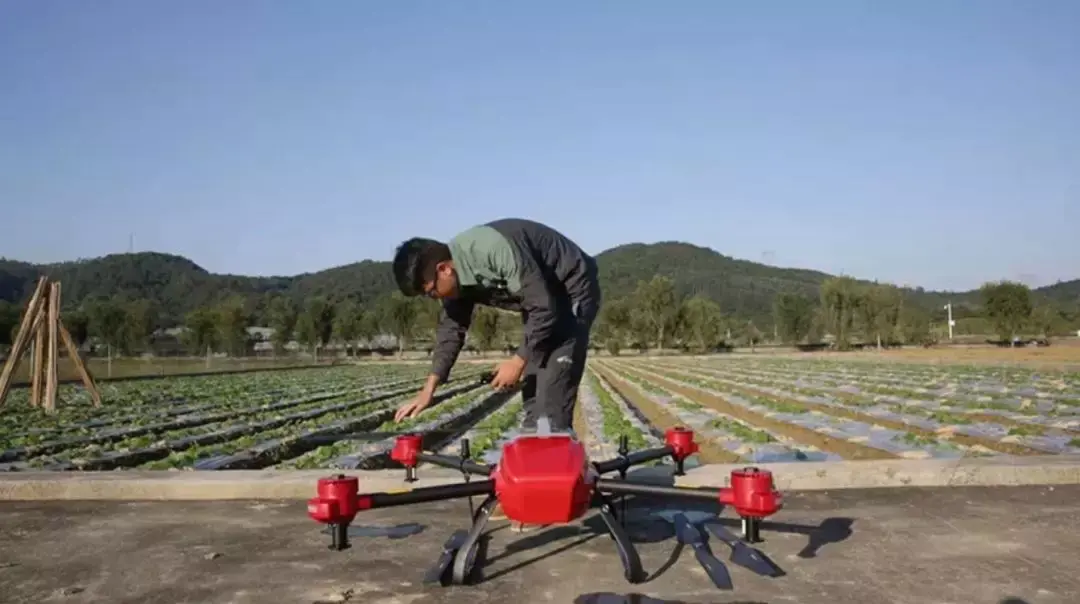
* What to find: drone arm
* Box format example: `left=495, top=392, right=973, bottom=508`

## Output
left=595, top=478, right=720, bottom=501
left=360, top=479, right=495, bottom=510
left=415, top=452, right=493, bottom=476
left=592, top=445, right=675, bottom=475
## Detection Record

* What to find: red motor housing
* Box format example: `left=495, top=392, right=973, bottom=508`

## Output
left=493, top=434, right=594, bottom=524
left=390, top=434, right=423, bottom=467
left=718, top=467, right=782, bottom=518
left=664, top=426, right=699, bottom=461
left=307, top=474, right=363, bottom=525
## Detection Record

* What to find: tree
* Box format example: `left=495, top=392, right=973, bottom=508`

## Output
left=495, top=309, right=522, bottom=354
left=122, top=298, right=158, bottom=354
left=1028, top=304, right=1062, bottom=339
left=468, top=306, right=501, bottom=353
left=355, top=308, right=380, bottom=350
left=593, top=297, right=633, bottom=355
left=896, top=304, right=933, bottom=346
left=62, top=309, right=91, bottom=349
left=215, top=296, right=250, bottom=356
left=740, top=320, right=763, bottom=352
left=0, top=301, right=21, bottom=349
left=979, top=281, right=1032, bottom=345
left=377, top=292, right=421, bottom=356
left=332, top=299, right=361, bottom=355
left=678, top=295, right=724, bottom=352
left=296, top=296, right=335, bottom=353
left=855, top=284, right=902, bottom=349
left=631, top=276, right=680, bottom=350
left=266, top=296, right=298, bottom=355
left=772, top=293, right=815, bottom=345
left=85, top=299, right=129, bottom=356
left=819, top=276, right=860, bottom=350
left=182, top=307, right=220, bottom=354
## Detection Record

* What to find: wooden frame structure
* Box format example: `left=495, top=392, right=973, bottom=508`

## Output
left=0, top=276, right=101, bottom=412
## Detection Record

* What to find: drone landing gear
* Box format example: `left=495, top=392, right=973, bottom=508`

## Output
left=595, top=492, right=646, bottom=584
left=424, top=493, right=500, bottom=586
left=740, top=516, right=762, bottom=544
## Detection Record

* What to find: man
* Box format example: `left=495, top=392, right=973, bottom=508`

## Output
left=391, top=218, right=601, bottom=435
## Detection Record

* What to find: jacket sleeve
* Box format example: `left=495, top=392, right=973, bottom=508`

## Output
left=513, top=264, right=559, bottom=363
left=431, top=297, right=475, bottom=383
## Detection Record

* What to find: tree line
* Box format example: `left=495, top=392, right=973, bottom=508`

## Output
left=0, top=274, right=1074, bottom=359
left=591, top=275, right=1074, bottom=353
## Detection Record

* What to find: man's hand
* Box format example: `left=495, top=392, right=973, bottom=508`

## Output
left=490, top=355, right=526, bottom=390
left=395, top=390, right=434, bottom=422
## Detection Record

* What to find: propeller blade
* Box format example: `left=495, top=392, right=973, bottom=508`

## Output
left=673, top=513, right=732, bottom=590
left=672, top=513, right=706, bottom=546
left=691, top=545, right=733, bottom=590
left=703, top=521, right=784, bottom=578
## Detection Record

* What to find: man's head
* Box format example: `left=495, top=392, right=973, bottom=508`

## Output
left=392, top=237, right=459, bottom=299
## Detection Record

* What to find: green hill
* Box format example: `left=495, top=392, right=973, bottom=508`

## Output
left=0, top=242, right=1076, bottom=327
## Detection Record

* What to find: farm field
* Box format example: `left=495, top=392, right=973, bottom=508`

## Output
left=3, top=356, right=335, bottom=384
left=1, top=355, right=1078, bottom=473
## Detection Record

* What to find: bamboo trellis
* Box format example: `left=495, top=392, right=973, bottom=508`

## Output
left=0, top=276, right=101, bottom=412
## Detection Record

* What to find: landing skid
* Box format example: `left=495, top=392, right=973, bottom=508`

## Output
left=423, top=494, right=499, bottom=586
left=594, top=492, right=645, bottom=583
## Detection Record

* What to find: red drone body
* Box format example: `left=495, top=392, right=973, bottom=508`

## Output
left=307, top=421, right=786, bottom=590
left=492, top=432, right=594, bottom=524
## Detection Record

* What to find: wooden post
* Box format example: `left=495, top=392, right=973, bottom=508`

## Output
left=31, top=311, right=46, bottom=407
left=0, top=276, right=101, bottom=412
left=44, top=281, right=60, bottom=412
left=0, top=277, right=48, bottom=406
left=60, top=321, right=101, bottom=408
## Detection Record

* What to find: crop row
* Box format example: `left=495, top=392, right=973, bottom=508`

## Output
left=6, top=356, right=1078, bottom=473
left=0, top=364, right=434, bottom=443
left=1, top=373, right=425, bottom=464
left=606, top=360, right=1080, bottom=459
left=675, top=358, right=1080, bottom=410
left=680, top=356, right=1080, bottom=400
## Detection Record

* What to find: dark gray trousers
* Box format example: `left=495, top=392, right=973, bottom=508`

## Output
left=519, top=267, right=601, bottom=433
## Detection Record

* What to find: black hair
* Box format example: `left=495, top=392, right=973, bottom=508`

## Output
left=392, top=237, right=451, bottom=296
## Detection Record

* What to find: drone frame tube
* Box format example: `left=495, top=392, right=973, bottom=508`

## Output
left=591, top=445, right=674, bottom=475
left=415, top=452, right=493, bottom=476
left=365, top=479, right=495, bottom=509
left=595, top=478, right=720, bottom=501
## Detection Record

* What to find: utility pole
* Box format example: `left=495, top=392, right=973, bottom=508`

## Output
left=944, top=303, right=954, bottom=340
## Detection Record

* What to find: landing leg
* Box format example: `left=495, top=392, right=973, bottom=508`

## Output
left=594, top=492, right=645, bottom=583
left=328, top=523, right=349, bottom=551
left=742, top=517, right=762, bottom=544
left=450, top=494, right=499, bottom=585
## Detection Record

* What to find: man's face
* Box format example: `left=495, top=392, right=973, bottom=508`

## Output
left=422, top=261, right=459, bottom=300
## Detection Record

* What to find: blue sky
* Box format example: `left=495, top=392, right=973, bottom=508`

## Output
left=1, top=1, right=1077, bottom=292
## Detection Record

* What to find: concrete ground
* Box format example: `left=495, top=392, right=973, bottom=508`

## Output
left=1, top=484, right=1078, bottom=604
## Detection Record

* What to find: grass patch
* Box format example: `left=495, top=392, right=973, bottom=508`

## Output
left=1007, top=424, right=1046, bottom=437
left=895, top=432, right=939, bottom=448
left=705, top=417, right=775, bottom=444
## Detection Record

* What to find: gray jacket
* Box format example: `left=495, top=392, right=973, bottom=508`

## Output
left=430, top=218, right=600, bottom=382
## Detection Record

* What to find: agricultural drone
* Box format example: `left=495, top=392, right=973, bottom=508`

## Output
left=307, top=415, right=787, bottom=591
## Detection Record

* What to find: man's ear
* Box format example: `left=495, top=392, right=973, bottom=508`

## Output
left=436, top=260, right=454, bottom=274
